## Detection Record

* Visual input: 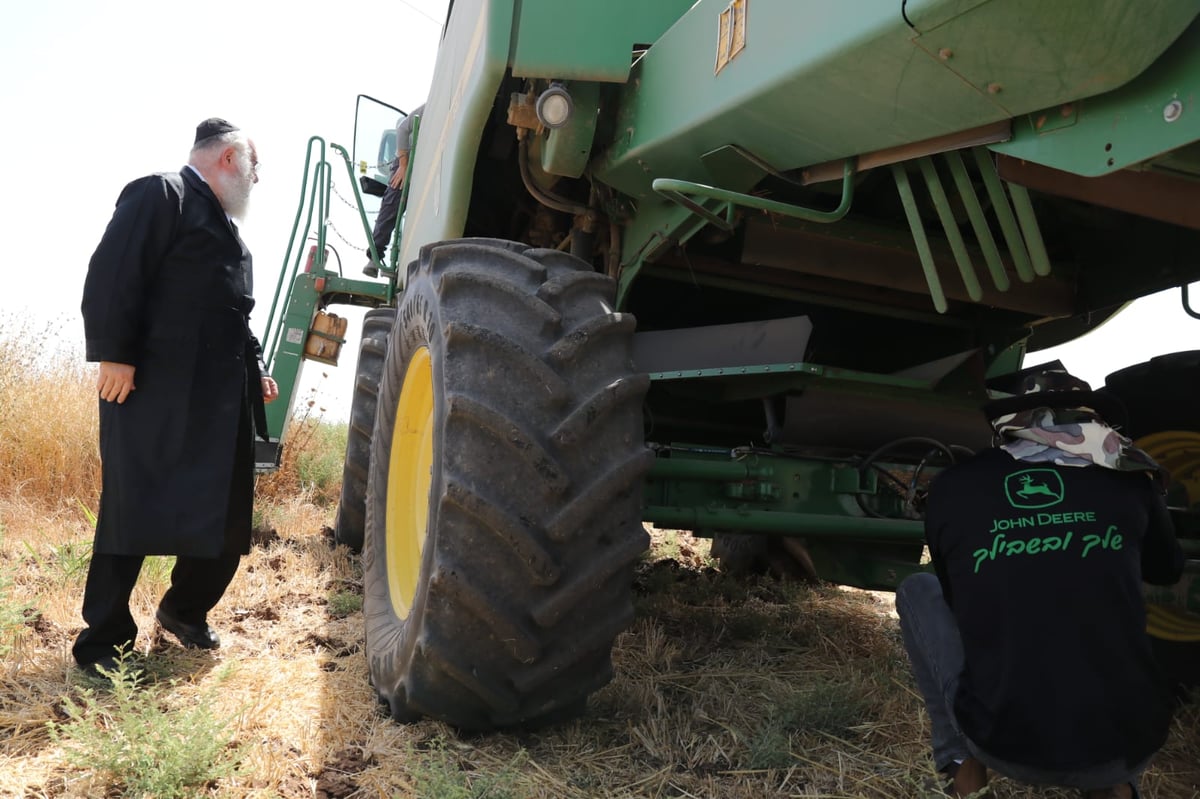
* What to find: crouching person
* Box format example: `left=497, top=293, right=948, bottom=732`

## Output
left=897, top=366, right=1185, bottom=798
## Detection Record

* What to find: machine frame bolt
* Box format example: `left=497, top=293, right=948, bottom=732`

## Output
left=1163, top=100, right=1183, bottom=123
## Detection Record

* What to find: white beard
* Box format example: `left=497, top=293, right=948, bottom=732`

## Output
left=214, top=153, right=255, bottom=220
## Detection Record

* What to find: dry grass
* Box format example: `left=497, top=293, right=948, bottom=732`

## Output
left=0, top=326, right=1197, bottom=797
left=0, top=316, right=101, bottom=516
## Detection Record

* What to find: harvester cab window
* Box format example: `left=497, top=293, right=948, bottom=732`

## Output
left=352, top=94, right=405, bottom=204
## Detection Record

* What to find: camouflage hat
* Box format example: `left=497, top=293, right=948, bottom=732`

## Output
left=983, top=362, right=1127, bottom=425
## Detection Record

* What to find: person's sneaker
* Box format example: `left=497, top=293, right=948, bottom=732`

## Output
left=363, top=260, right=380, bottom=278
left=155, top=606, right=220, bottom=650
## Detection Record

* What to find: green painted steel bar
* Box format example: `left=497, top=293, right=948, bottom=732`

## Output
left=917, top=156, right=983, bottom=302
left=651, top=189, right=735, bottom=232
left=1182, top=539, right=1200, bottom=556
left=264, top=273, right=391, bottom=442
left=648, top=458, right=774, bottom=482
left=331, top=142, right=385, bottom=280
left=386, top=114, right=421, bottom=281
left=642, top=505, right=924, bottom=540
left=651, top=159, right=854, bottom=226
left=640, top=263, right=971, bottom=328
left=647, top=360, right=934, bottom=389
left=944, top=150, right=1010, bottom=292
left=890, top=164, right=948, bottom=313
left=1006, top=183, right=1054, bottom=277
left=264, top=136, right=326, bottom=363
left=264, top=274, right=321, bottom=441
left=1183, top=285, right=1200, bottom=321
left=972, top=148, right=1036, bottom=283
left=266, top=159, right=330, bottom=365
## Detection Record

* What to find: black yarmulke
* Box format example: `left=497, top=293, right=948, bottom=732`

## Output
left=194, top=118, right=239, bottom=144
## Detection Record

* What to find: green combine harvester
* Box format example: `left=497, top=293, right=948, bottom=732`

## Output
left=258, top=0, right=1200, bottom=730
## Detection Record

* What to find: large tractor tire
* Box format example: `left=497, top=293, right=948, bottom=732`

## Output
left=1102, top=351, right=1200, bottom=697
left=334, top=307, right=396, bottom=552
left=362, top=239, right=654, bottom=730
left=1102, top=350, right=1200, bottom=507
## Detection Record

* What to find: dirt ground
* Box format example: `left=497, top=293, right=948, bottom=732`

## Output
left=1, top=512, right=1197, bottom=798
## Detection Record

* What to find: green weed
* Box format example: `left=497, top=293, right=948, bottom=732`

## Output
left=0, top=567, right=29, bottom=658
left=141, top=555, right=176, bottom=587
left=743, top=676, right=874, bottom=770
left=22, top=538, right=92, bottom=584
left=51, top=652, right=242, bottom=798
left=256, top=416, right=348, bottom=507
left=409, top=736, right=525, bottom=799
left=744, top=720, right=795, bottom=770
left=774, top=675, right=872, bottom=736
left=295, top=420, right=347, bottom=499
left=327, top=590, right=362, bottom=618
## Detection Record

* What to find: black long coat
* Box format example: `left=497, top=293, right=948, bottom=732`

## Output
left=81, top=167, right=267, bottom=558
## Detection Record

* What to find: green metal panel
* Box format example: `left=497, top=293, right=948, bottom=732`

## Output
left=990, top=18, right=1200, bottom=176
left=264, top=273, right=323, bottom=440
left=908, top=0, right=1200, bottom=116
left=645, top=450, right=920, bottom=535
left=264, top=272, right=389, bottom=443
left=646, top=360, right=934, bottom=388
left=541, top=81, right=601, bottom=178
left=395, top=0, right=516, bottom=279
left=509, top=0, right=695, bottom=81
left=803, top=541, right=928, bottom=592
left=593, top=0, right=1198, bottom=203
left=642, top=505, right=923, bottom=540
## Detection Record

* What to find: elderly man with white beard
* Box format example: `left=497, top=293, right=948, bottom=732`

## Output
left=74, top=118, right=279, bottom=679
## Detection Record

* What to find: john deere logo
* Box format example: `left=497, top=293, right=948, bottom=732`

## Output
left=1005, top=469, right=1065, bottom=509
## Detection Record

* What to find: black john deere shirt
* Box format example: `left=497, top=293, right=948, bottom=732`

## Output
left=925, top=448, right=1185, bottom=770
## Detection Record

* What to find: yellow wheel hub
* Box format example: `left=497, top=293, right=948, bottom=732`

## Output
left=1137, top=430, right=1200, bottom=641
left=386, top=346, right=434, bottom=620
left=1136, top=430, right=1200, bottom=507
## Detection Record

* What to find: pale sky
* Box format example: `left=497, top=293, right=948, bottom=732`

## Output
left=1, top=0, right=1195, bottom=420
left=0, top=0, right=448, bottom=416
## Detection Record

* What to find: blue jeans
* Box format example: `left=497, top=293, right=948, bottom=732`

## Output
left=895, top=572, right=1147, bottom=794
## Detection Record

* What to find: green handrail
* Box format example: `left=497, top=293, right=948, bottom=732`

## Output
left=651, top=158, right=855, bottom=225
left=330, top=142, right=386, bottom=277
left=264, top=136, right=330, bottom=368
left=384, top=114, right=421, bottom=281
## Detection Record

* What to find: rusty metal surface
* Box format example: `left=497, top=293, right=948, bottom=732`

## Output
left=997, top=155, right=1200, bottom=232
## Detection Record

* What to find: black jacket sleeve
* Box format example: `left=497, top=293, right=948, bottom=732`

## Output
left=1140, top=477, right=1185, bottom=586
left=81, top=176, right=180, bottom=364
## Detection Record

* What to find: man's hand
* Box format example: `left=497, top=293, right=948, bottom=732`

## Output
left=261, top=376, right=279, bottom=404
left=388, top=153, right=410, bottom=190
left=97, top=362, right=136, bottom=404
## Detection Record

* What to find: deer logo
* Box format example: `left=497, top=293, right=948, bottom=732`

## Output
left=1005, top=469, right=1065, bottom=509
left=1016, top=474, right=1057, bottom=499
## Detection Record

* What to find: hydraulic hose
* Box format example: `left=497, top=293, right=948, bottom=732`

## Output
left=517, top=135, right=591, bottom=217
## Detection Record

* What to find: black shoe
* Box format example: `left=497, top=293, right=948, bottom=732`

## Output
left=363, top=260, right=380, bottom=278
left=80, top=654, right=120, bottom=679
left=79, top=654, right=144, bottom=685
left=155, top=607, right=220, bottom=650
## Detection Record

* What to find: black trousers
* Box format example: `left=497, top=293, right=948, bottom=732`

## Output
left=371, top=157, right=402, bottom=256
left=73, top=401, right=254, bottom=667
left=72, top=550, right=240, bottom=665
